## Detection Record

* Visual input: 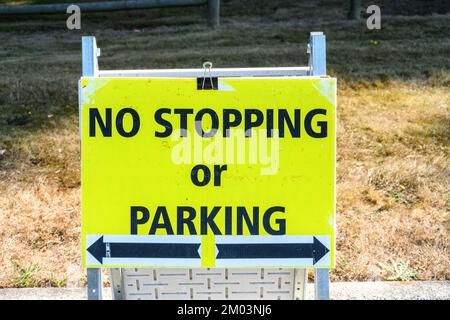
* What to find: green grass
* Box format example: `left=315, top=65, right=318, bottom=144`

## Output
left=378, top=259, right=418, bottom=281
left=11, top=261, right=39, bottom=288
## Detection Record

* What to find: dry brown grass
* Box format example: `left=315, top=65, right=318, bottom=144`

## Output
left=0, top=117, right=82, bottom=287
left=334, top=82, right=449, bottom=281
left=0, top=0, right=449, bottom=287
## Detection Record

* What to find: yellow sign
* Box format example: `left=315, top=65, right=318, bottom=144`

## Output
left=80, top=77, right=336, bottom=268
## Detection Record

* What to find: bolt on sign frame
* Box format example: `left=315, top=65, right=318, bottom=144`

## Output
left=81, top=31, right=333, bottom=300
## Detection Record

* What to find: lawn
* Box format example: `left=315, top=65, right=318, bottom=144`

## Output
left=0, top=0, right=449, bottom=287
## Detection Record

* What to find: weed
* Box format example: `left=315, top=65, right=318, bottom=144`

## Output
left=11, top=261, right=39, bottom=288
left=378, top=259, right=418, bottom=281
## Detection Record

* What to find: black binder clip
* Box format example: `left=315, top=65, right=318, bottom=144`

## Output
left=197, top=61, right=218, bottom=90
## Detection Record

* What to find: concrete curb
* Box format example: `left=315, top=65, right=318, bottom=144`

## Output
left=0, top=281, right=449, bottom=300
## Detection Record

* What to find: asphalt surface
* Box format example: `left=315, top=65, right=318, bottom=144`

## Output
left=0, top=281, right=448, bottom=300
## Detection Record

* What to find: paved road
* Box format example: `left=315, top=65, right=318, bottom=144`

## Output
left=0, top=281, right=448, bottom=300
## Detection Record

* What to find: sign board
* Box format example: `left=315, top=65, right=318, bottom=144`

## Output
left=80, top=76, right=336, bottom=268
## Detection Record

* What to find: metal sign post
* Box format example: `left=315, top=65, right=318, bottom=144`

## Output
left=309, top=32, right=331, bottom=301
left=82, top=36, right=102, bottom=300
left=81, top=31, right=331, bottom=300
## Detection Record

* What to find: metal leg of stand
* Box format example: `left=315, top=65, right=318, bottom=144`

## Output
left=309, top=31, right=331, bottom=301
left=87, top=268, right=103, bottom=300
left=314, top=269, right=330, bottom=300
left=294, top=269, right=308, bottom=300
left=109, top=268, right=124, bottom=300
left=83, top=36, right=102, bottom=301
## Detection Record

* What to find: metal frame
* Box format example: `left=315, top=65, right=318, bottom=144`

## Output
left=82, top=36, right=102, bottom=300
left=98, top=67, right=308, bottom=78
left=81, top=31, right=330, bottom=300
left=109, top=268, right=124, bottom=300
left=308, top=32, right=331, bottom=301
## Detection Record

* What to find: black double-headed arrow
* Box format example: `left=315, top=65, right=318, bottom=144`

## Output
left=87, top=236, right=201, bottom=264
left=216, top=237, right=329, bottom=265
